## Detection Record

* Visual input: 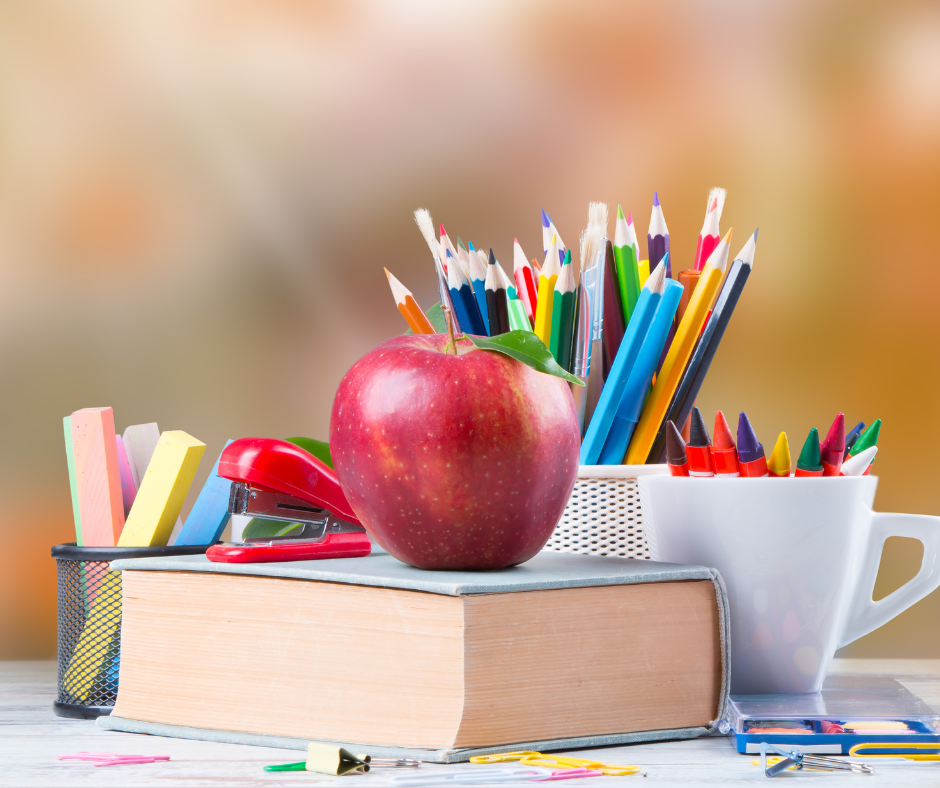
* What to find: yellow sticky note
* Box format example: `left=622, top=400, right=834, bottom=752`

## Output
left=118, top=431, right=206, bottom=547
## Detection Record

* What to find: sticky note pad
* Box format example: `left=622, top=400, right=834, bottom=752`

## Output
left=63, top=416, right=83, bottom=546
left=71, top=408, right=125, bottom=546
left=174, top=440, right=234, bottom=546
left=115, top=435, right=137, bottom=518
left=118, top=431, right=206, bottom=547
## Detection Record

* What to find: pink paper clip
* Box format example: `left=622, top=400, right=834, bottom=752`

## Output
left=58, top=752, right=170, bottom=766
left=543, top=768, right=604, bottom=780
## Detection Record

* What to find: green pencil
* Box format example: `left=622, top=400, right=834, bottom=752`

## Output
left=550, top=250, right=577, bottom=369
left=613, top=205, right=641, bottom=323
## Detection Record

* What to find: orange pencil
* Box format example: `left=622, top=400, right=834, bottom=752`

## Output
left=385, top=268, right=436, bottom=334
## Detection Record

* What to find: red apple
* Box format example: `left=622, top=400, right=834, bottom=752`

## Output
left=330, top=334, right=580, bottom=570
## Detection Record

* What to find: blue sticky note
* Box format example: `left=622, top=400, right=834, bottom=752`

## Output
left=173, top=440, right=234, bottom=546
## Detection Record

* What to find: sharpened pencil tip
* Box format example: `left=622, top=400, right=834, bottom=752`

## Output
left=653, top=192, right=660, bottom=207
left=541, top=209, right=551, bottom=228
left=754, top=227, right=759, bottom=239
left=627, top=212, right=633, bottom=224
left=384, top=267, right=392, bottom=280
left=446, top=248, right=454, bottom=258
left=616, top=205, right=624, bottom=220
left=488, top=248, right=496, bottom=265
left=468, top=240, right=476, bottom=251
left=513, top=237, right=518, bottom=243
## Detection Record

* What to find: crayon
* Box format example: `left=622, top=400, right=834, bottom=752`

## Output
left=613, top=205, right=641, bottom=323
left=665, top=420, right=690, bottom=476
left=846, top=418, right=880, bottom=474
left=648, top=192, right=670, bottom=279
left=795, top=427, right=824, bottom=477
left=693, top=187, right=726, bottom=272
left=485, top=248, right=511, bottom=336
left=820, top=412, right=845, bottom=476
left=767, top=432, right=791, bottom=477
left=513, top=238, right=538, bottom=324
left=466, top=241, right=490, bottom=335
left=844, top=421, right=865, bottom=460
left=687, top=407, right=714, bottom=477
left=601, top=239, right=626, bottom=379
left=841, top=446, right=877, bottom=476
left=736, top=412, right=768, bottom=477
left=711, top=410, right=740, bottom=477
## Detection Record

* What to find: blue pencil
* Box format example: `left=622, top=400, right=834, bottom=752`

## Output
left=598, top=277, right=683, bottom=464
left=467, top=241, right=490, bottom=335
left=580, top=263, right=665, bottom=465
left=446, top=250, right=487, bottom=335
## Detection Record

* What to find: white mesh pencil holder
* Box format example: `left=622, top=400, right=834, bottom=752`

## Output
left=544, top=465, right=669, bottom=560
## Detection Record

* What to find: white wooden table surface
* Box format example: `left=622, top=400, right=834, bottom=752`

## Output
left=3, top=659, right=940, bottom=787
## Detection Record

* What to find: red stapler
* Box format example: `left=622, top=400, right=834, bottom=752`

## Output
left=206, top=438, right=371, bottom=563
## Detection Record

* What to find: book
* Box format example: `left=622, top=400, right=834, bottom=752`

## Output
left=104, top=551, right=729, bottom=758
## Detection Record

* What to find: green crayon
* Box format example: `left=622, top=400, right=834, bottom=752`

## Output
left=795, top=427, right=824, bottom=476
left=847, top=419, right=881, bottom=466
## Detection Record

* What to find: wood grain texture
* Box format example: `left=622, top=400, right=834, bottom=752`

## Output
left=70, top=408, right=125, bottom=546
left=3, top=659, right=940, bottom=786
left=117, top=431, right=205, bottom=547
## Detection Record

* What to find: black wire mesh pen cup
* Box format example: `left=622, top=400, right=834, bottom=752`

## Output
left=51, top=542, right=207, bottom=719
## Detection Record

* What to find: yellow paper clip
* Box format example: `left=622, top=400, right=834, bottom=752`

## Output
left=849, top=742, right=940, bottom=761
left=520, top=754, right=641, bottom=777
left=469, top=752, right=540, bottom=764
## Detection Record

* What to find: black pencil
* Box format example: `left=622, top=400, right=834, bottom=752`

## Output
left=485, top=248, right=511, bottom=335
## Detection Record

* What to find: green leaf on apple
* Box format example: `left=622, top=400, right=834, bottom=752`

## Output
left=242, top=519, right=303, bottom=539
left=286, top=436, right=333, bottom=468
left=403, top=302, right=447, bottom=335
left=466, top=331, right=585, bottom=386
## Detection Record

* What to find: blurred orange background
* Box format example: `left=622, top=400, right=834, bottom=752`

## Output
left=3, top=0, right=940, bottom=659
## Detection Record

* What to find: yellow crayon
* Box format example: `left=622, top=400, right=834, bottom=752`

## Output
left=767, top=432, right=792, bottom=477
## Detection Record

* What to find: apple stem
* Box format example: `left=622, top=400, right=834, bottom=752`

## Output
left=443, top=305, right=458, bottom=355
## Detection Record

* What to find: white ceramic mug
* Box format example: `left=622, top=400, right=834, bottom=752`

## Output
left=638, top=476, right=940, bottom=694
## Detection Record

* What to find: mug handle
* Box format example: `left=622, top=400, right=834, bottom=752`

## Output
left=840, top=512, right=940, bottom=648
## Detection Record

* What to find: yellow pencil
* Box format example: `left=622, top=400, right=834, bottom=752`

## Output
left=385, top=268, right=435, bottom=334
left=533, top=234, right=561, bottom=345
left=625, top=229, right=733, bottom=464
left=637, top=259, right=651, bottom=288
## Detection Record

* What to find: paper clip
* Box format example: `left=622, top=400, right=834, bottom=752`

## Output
left=469, top=751, right=541, bottom=764
left=758, top=743, right=874, bottom=777
left=849, top=742, right=940, bottom=761
left=388, top=766, right=546, bottom=786
left=469, top=750, right=639, bottom=777
left=57, top=752, right=170, bottom=767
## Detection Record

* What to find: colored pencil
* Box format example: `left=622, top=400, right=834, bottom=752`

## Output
left=484, top=249, right=511, bottom=335
left=601, top=239, right=626, bottom=379
left=495, top=254, right=518, bottom=301
left=625, top=229, right=732, bottom=464
left=613, top=205, right=641, bottom=323
left=439, top=222, right=459, bottom=265
left=637, top=259, right=650, bottom=287
left=533, top=234, right=561, bottom=345
left=466, top=241, right=490, bottom=335
left=581, top=263, right=665, bottom=464
left=414, top=208, right=459, bottom=330
left=597, top=270, right=683, bottom=464
left=693, top=187, right=727, bottom=272
left=531, top=257, right=542, bottom=277
left=648, top=228, right=757, bottom=463
left=648, top=192, right=670, bottom=279
left=541, top=209, right=567, bottom=264
left=385, top=268, right=436, bottom=334
left=513, top=238, right=538, bottom=323
left=446, top=249, right=487, bottom=335
left=506, top=296, right=532, bottom=331
left=550, top=250, right=577, bottom=368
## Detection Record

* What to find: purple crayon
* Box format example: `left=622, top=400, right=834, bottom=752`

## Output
left=737, top=411, right=768, bottom=477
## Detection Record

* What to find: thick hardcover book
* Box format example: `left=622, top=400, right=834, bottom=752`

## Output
left=100, top=551, right=729, bottom=762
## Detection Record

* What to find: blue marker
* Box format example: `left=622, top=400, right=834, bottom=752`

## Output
left=580, top=259, right=666, bottom=465
left=173, top=440, right=235, bottom=545
left=598, top=277, right=683, bottom=464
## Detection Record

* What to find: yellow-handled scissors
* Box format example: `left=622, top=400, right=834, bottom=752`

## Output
left=849, top=742, right=940, bottom=761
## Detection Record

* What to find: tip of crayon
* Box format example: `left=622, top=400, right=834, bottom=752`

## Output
left=822, top=413, right=846, bottom=458
left=768, top=432, right=791, bottom=475
left=653, top=192, right=660, bottom=207
left=736, top=412, right=764, bottom=463
left=850, top=418, right=881, bottom=456
left=616, top=205, right=624, bottom=220
left=689, top=407, right=711, bottom=448
left=713, top=411, right=736, bottom=450
left=665, top=421, right=687, bottom=466
left=541, top=209, right=551, bottom=228
left=797, top=427, right=823, bottom=471
left=488, top=248, right=496, bottom=265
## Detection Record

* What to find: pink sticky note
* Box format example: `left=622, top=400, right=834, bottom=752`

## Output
left=71, top=408, right=125, bottom=546
left=115, top=435, right=137, bottom=517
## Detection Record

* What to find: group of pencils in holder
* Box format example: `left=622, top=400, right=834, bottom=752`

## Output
left=664, top=409, right=882, bottom=478
left=385, top=189, right=757, bottom=465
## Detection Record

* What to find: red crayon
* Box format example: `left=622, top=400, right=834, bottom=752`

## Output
left=711, top=410, right=740, bottom=477
left=820, top=413, right=845, bottom=477
left=665, top=420, right=690, bottom=476
left=687, top=407, right=715, bottom=477
left=736, top=411, right=768, bottom=478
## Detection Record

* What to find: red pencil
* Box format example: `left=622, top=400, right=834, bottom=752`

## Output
left=693, top=187, right=726, bottom=272
left=513, top=238, right=538, bottom=324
